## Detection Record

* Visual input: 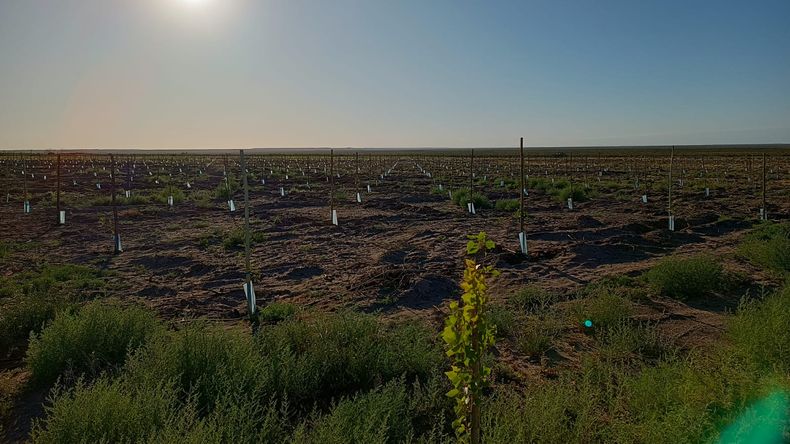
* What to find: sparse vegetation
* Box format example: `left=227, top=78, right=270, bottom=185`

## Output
left=737, top=221, right=790, bottom=274
left=644, top=254, right=723, bottom=300
left=451, top=189, right=492, bottom=210
left=0, top=264, right=106, bottom=355
left=222, top=227, right=267, bottom=250
left=258, top=302, right=297, bottom=323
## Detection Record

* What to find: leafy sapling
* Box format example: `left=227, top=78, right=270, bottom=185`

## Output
left=442, top=231, right=499, bottom=444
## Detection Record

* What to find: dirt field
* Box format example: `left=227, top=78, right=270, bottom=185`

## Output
left=1, top=149, right=787, bottom=330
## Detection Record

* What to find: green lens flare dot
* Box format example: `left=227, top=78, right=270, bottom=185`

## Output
left=584, top=320, right=593, bottom=328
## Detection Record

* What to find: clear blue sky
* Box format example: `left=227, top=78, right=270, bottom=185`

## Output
left=1, top=0, right=789, bottom=149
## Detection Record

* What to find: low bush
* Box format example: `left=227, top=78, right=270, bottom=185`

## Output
left=644, top=254, right=723, bottom=300
left=189, top=190, right=215, bottom=208
left=222, top=227, right=267, bottom=250
left=258, top=302, right=297, bottom=323
left=557, top=185, right=588, bottom=203
left=570, top=291, right=632, bottom=331
left=737, top=222, right=790, bottom=274
left=151, top=187, right=186, bottom=205
left=510, top=286, right=557, bottom=313
left=31, top=377, right=180, bottom=444
left=430, top=185, right=446, bottom=195
left=487, top=305, right=516, bottom=338
left=0, top=265, right=106, bottom=355
left=580, top=275, right=650, bottom=301
left=293, top=380, right=414, bottom=443
left=595, top=322, right=674, bottom=364
left=123, top=323, right=266, bottom=414
left=729, top=284, right=790, bottom=372
left=515, top=314, right=563, bottom=358
left=87, top=195, right=151, bottom=206
left=214, top=176, right=240, bottom=200
left=450, top=189, right=492, bottom=210
left=27, top=301, right=162, bottom=384
left=494, top=199, right=520, bottom=212
left=256, top=312, right=442, bottom=407
left=0, top=241, right=12, bottom=261
left=31, top=311, right=446, bottom=442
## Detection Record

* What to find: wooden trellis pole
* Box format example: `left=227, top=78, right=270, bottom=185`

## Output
left=110, top=154, right=121, bottom=253
left=56, top=152, right=62, bottom=224
left=519, top=138, right=527, bottom=256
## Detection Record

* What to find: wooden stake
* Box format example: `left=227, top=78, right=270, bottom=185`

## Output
left=56, top=152, right=61, bottom=224
left=668, top=146, right=674, bottom=222
left=519, top=138, right=525, bottom=235
left=762, top=152, right=767, bottom=219
left=240, top=150, right=253, bottom=305
left=469, top=149, right=474, bottom=197
left=110, top=154, right=120, bottom=254
left=330, top=149, right=335, bottom=222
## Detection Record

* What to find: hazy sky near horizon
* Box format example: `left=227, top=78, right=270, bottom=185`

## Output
left=1, top=0, right=789, bottom=149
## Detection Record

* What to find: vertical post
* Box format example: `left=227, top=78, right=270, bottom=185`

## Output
left=110, top=154, right=121, bottom=253
left=56, top=152, right=61, bottom=224
left=519, top=138, right=527, bottom=257
left=762, top=152, right=767, bottom=220
left=469, top=149, right=474, bottom=196
left=224, top=154, right=231, bottom=198
left=330, top=149, right=335, bottom=223
left=240, top=149, right=256, bottom=319
left=519, top=138, right=525, bottom=235
left=668, top=146, right=674, bottom=230
left=23, top=153, right=28, bottom=208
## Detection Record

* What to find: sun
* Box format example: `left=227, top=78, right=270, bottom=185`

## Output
left=180, top=0, right=211, bottom=7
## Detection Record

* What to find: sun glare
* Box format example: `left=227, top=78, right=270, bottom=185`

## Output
left=181, top=0, right=210, bottom=6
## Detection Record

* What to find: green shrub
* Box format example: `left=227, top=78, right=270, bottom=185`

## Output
left=494, top=199, right=520, bottom=212
left=222, top=227, right=267, bottom=250
left=31, top=377, right=179, bottom=444
left=258, top=302, right=297, bottom=323
left=644, top=255, right=723, bottom=300
left=581, top=275, right=650, bottom=301
left=515, top=314, right=563, bottom=357
left=487, top=305, right=516, bottom=338
left=430, top=185, right=446, bottom=195
left=189, top=190, right=215, bottom=208
left=0, top=295, right=62, bottom=354
left=510, top=286, right=557, bottom=313
left=0, top=241, right=12, bottom=261
left=151, top=187, right=186, bottom=205
left=527, top=177, right=554, bottom=192
left=570, top=292, right=632, bottom=331
left=293, top=380, right=414, bottom=444
left=557, top=185, right=588, bottom=203
left=27, top=301, right=162, bottom=384
left=215, top=176, right=239, bottom=200
left=595, top=322, right=673, bottom=364
left=0, top=264, right=106, bottom=354
left=729, top=284, right=790, bottom=372
left=450, top=189, right=491, bottom=209
left=737, top=222, right=790, bottom=274
left=123, top=323, right=266, bottom=414
left=256, top=313, right=441, bottom=407
left=87, top=195, right=151, bottom=206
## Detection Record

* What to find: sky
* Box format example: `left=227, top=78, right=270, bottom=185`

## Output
left=0, top=0, right=789, bottom=150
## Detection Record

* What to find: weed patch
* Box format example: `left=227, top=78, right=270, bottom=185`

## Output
left=644, top=255, right=723, bottom=300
